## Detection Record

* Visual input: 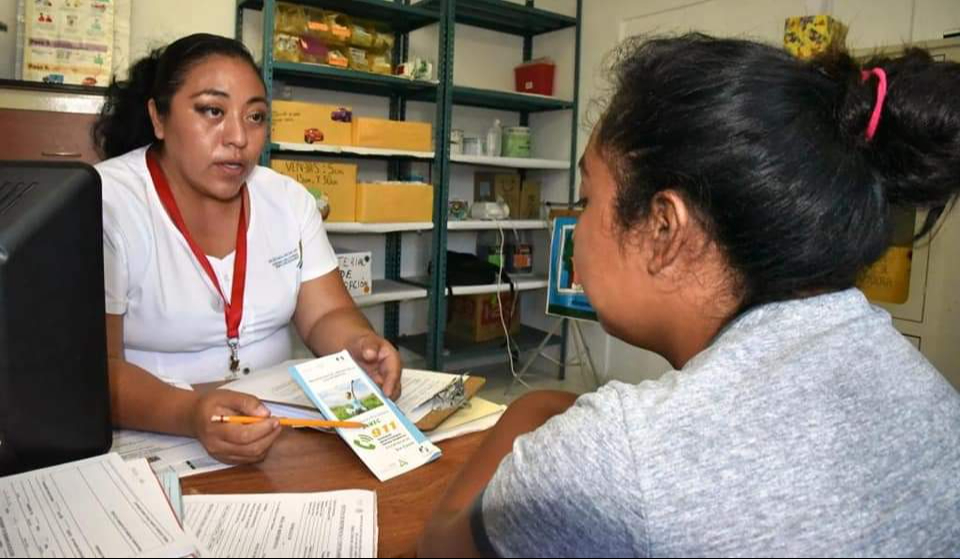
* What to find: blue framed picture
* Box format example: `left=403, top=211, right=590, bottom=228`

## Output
left=546, top=215, right=598, bottom=322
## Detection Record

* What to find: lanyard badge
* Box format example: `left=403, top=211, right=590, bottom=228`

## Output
left=147, top=150, right=248, bottom=378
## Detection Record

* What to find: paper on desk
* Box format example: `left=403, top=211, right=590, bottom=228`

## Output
left=127, top=459, right=182, bottom=522
left=264, top=401, right=326, bottom=422
left=126, top=460, right=209, bottom=555
left=394, top=369, right=462, bottom=417
left=224, top=359, right=462, bottom=421
left=290, top=351, right=442, bottom=482
left=0, top=453, right=198, bottom=558
left=183, top=491, right=377, bottom=558
left=153, top=466, right=185, bottom=523
left=224, top=359, right=315, bottom=408
left=106, top=376, right=229, bottom=479
left=111, top=429, right=229, bottom=478
left=428, top=398, right=507, bottom=444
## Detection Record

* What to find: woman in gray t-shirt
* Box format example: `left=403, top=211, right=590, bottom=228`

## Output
left=420, top=34, right=960, bottom=557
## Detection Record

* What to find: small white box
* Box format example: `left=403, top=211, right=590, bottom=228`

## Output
left=336, top=250, right=373, bottom=297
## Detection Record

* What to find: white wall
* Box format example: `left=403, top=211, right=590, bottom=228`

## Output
left=578, top=0, right=960, bottom=384
left=129, top=0, right=235, bottom=63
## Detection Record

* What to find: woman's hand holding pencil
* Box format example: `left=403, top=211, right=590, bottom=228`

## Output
left=188, top=389, right=284, bottom=466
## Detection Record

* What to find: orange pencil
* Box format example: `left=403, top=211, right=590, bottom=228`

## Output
left=210, top=415, right=366, bottom=429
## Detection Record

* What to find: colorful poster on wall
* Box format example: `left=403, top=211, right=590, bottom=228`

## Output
left=546, top=214, right=598, bottom=322
left=21, top=0, right=115, bottom=86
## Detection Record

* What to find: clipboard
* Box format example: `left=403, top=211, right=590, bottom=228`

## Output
left=415, top=376, right=486, bottom=432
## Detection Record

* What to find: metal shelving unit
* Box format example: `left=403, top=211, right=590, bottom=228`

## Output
left=271, top=142, right=434, bottom=161
left=353, top=279, right=428, bottom=308
left=415, top=0, right=577, bottom=36
left=271, top=61, right=438, bottom=97
left=238, top=0, right=447, bottom=346
left=414, top=0, right=583, bottom=376
left=238, top=0, right=440, bottom=33
left=239, top=0, right=581, bottom=373
left=450, top=154, right=570, bottom=170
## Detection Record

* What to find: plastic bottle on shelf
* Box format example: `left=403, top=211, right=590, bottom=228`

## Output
left=485, top=119, right=502, bottom=157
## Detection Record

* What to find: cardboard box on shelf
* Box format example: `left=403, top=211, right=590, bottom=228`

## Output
left=270, top=160, right=358, bottom=222
left=447, top=292, right=521, bottom=343
left=271, top=100, right=353, bottom=146
left=351, top=117, right=433, bottom=152
left=474, top=172, right=521, bottom=218
left=335, top=249, right=373, bottom=297
left=355, top=182, right=434, bottom=223
left=519, top=180, right=541, bottom=220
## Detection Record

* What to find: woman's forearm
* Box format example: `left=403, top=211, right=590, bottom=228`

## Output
left=108, top=357, right=200, bottom=436
left=303, top=306, right=377, bottom=356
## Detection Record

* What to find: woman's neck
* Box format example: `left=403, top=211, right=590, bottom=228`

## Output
left=154, top=148, right=245, bottom=259
left=657, top=298, right=733, bottom=369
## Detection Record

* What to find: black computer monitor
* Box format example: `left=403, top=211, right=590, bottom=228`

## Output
left=0, top=161, right=111, bottom=476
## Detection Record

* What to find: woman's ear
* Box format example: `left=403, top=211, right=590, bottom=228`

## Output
left=147, top=99, right=165, bottom=141
left=645, top=190, right=691, bottom=276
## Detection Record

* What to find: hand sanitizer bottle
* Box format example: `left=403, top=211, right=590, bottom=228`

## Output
left=485, top=119, right=502, bottom=157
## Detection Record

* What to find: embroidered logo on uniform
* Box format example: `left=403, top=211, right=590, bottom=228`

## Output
left=269, top=249, right=299, bottom=269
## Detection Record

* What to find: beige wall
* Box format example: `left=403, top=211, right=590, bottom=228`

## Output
left=129, top=0, right=236, bottom=63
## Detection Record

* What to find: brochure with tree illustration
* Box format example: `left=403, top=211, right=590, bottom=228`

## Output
left=289, top=351, right=442, bottom=482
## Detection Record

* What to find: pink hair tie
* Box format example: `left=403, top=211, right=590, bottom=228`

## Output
left=860, top=68, right=887, bottom=141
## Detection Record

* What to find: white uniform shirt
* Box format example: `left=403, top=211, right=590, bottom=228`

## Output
left=97, top=146, right=338, bottom=384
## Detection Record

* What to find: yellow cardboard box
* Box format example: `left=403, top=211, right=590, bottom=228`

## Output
left=784, top=15, right=848, bottom=59
left=519, top=180, right=541, bottom=220
left=857, top=246, right=912, bottom=305
left=355, top=182, right=434, bottom=223
left=271, top=100, right=353, bottom=146
left=271, top=160, right=357, bottom=222
left=352, top=117, right=433, bottom=152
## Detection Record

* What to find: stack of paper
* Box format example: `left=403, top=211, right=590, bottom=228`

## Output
left=428, top=397, right=507, bottom=444
left=394, top=369, right=467, bottom=423
left=225, top=359, right=504, bottom=445
left=110, top=430, right=230, bottom=478
left=0, top=453, right=201, bottom=557
left=183, top=491, right=377, bottom=558
left=223, top=359, right=464, bottom=423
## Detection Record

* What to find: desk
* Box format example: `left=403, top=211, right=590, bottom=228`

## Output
left=180, top=427, right=485, bottom=558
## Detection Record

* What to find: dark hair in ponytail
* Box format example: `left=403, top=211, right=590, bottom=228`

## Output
left=832, top=48, right=960, bottom=228
left=93, top=33, right=263, bottom=159
left=596, top=33, right=960, bottom=312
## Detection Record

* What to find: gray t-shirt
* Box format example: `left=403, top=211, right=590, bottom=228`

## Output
left=479, top=289, right=960, bottom=557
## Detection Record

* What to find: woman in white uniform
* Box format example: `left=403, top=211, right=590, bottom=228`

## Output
left=93, top=34, right=402, bottom=465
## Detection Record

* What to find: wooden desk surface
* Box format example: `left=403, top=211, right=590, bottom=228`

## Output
left=180, top=427, right=486, bottom=558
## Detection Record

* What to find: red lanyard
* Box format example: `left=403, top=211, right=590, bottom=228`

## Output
left=146, top=150, right=248, bottom=373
